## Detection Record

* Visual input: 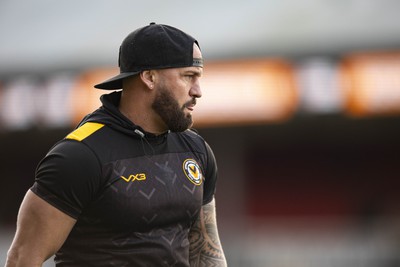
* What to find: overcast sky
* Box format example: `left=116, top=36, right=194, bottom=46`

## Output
left=1, top=0, right=400, bottom=73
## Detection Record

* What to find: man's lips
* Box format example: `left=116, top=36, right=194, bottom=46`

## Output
left=186, top=104, right=195, bottom=111
left=184, top=99, right=196, bottom=111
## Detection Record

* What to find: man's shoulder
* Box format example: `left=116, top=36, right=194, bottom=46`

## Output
left=177, top=128, right=205, bottom=143
left=183, top=128, right=202, bottom=138
left=169, top=128, right=208, bottom=154
left=65, top=122, right=106, bottom=142
left=65, top=121, right=130, bottom=147
left=61, top=122, right=127, bottom=162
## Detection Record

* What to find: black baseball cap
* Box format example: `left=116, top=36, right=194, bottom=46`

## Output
left=95, top=22, right=203, bottom=90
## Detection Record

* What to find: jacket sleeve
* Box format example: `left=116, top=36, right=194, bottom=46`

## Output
left=202, top=141, right=218, bottom=205
left=30, top=140, right=102, bottom=219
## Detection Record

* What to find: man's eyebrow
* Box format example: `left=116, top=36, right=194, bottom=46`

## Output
left=184, top=69, right=203, bottom=76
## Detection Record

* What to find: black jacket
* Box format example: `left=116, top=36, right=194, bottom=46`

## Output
left=31, top=91, right=218, bottom=267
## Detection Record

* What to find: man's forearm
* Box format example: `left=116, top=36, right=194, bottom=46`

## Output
left=5, top=246, right=44, bottom=267
left=189, top=198, right=227, bottom=267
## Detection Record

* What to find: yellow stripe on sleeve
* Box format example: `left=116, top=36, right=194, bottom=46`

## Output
left=66, top=122, right=105, bottom=141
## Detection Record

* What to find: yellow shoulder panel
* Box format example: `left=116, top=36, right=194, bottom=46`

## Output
left=66, top=122, right=105, bottom=141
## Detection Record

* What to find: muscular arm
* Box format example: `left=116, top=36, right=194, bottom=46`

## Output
left=5, top=190, right=76, bottom=267
left=189, top=197, right=227, bottom=267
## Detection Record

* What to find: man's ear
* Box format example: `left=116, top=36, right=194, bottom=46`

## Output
left=140, top=70, right=155, bottom=89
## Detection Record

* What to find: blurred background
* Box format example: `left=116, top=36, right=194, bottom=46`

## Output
left=1, top=0, right=400, bottom=266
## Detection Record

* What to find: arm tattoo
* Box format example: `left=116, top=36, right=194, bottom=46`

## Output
left=189, top=198, right=227, bottom=266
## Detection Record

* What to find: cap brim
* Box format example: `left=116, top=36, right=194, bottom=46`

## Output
left=94, top=71, right=140, bottom=90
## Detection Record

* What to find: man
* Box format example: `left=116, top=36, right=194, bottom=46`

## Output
left=6, top=23, right=227, bottom=267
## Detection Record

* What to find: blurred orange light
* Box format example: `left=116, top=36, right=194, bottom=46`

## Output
left=339, top=52, right=400, bottom=117
left=194, top=59, right=299, bottom=127
left=69, top=68, right=119, bottom=126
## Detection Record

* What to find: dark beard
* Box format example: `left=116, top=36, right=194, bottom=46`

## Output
left=152, top=87, right=194, bottom=132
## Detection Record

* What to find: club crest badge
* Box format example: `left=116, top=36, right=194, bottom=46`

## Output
left=183, top=159, right=203, bottom=186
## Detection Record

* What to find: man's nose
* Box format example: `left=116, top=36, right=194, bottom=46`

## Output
left=190, top=80, right=202, bottom=98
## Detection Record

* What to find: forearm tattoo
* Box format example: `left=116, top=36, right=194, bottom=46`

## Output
left=189, top=198, right=227, bottom=266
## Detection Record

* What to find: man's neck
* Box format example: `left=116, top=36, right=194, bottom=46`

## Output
left=119, top=103, right=167, bottom=136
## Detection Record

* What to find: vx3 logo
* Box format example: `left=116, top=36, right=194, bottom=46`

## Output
left=120, top=173, right=147, bottom=182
